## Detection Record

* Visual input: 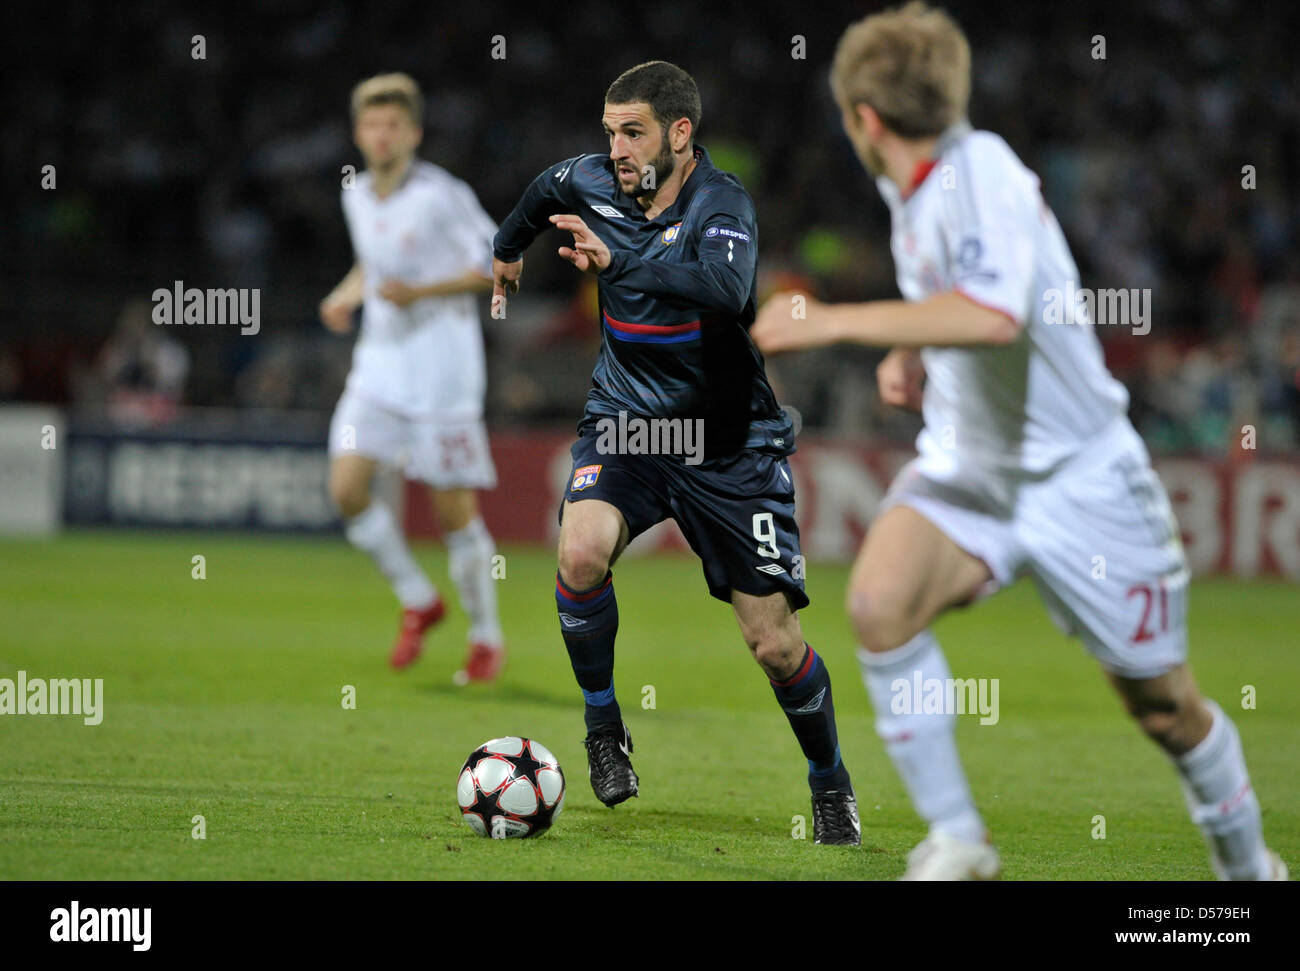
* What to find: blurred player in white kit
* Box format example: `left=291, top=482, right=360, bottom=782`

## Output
left=753, top=3, right=1285, bottom=880
left=320, top=73, right=505, bottom=682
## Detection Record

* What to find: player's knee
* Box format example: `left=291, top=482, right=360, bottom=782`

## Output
left=434, top=497, right=476, bottom=535
left=329, top=475, right=370, bottom=520
left=751, top=632, right=802, bottom=679
left=556, top=536, right=611, bottom=591
left=846, top=585, right=913, bottom=652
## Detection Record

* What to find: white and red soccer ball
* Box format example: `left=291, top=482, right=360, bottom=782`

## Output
left=457, top=737, right=566, bottom=838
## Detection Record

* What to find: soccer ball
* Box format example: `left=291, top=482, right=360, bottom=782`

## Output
left=456, top=737, right=566, bottom=838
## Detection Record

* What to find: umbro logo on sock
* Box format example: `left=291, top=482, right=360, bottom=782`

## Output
left=784, top=687, right=827, bottom=715
left=558, top=613, right=587, bottom=628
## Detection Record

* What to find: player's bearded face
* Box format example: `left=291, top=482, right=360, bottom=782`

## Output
left=632, top=130, right=676, bottom=199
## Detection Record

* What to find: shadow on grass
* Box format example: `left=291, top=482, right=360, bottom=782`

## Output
left=415, top=680, right=579, bottom=712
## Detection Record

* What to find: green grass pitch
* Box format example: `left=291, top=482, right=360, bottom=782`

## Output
left=1, top=530, right=1295, bottom=880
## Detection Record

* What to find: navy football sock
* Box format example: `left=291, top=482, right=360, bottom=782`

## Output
left=770, top=644, right=851, bottom=793
left=556, top=570, right=623, bottom=732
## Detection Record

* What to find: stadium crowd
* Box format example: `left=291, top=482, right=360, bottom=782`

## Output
left=5, top=0, right=1298, bottom=453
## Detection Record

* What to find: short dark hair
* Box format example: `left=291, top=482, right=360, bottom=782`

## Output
left=605, top=61, right=701, bottom=139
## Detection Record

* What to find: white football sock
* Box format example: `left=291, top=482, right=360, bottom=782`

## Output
left=858, top=629, right=987, bottom=844
left=446, top=516, right=503, bottom=649
left=344, top=501, right=437, bottom=609
left=1173, top=699, right=1271, bottom=880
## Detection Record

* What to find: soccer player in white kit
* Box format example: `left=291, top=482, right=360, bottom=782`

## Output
left=753, top=3, right=1286, bottom=880
left=320, top=73, right=505, bottom=682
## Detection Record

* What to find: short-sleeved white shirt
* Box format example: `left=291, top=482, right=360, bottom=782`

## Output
left=877, top=122, right=1129, bottom=479
left=341, top=160, right=496, bottom=418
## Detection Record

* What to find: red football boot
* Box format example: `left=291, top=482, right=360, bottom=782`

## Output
left=389, top=598, right=446, bottom=670
left=452, top=642, right=505, bottom=685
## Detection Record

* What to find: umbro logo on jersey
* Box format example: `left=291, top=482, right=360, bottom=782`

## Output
left=591, top=204, right=624, bottom=218
left=784, top=687, right=827, bottom=715
left=755, top=563, right=787, bottom=576
left=558, top=613, right=586, bottom=628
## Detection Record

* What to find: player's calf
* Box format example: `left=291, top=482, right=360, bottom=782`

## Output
left=440, top=494, right=506, bottom=683
left=767, top=645, right=858, bottom=844
left=1108, top=665, right=1213, bottom=757
left=555, top=498, right=640, bottom=804
left=740, top=620, right=806, bottom=682
left=733, top=591, right=858, bottom=843
left=557, top=568, right=639, bottom=805
left=1109, top=666, right=1281, bottom=880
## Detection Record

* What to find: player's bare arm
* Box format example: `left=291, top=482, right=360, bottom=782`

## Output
left=752, top=289, right=1018, bottom=353
left=320, top=262, right=364, bottom=333
left=378, top=269, right=494, bottom=308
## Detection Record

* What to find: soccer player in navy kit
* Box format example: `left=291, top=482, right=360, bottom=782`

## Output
left=490, top=61, right=860, bottom=843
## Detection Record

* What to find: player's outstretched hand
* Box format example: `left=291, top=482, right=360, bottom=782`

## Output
left=752, top=290, right=833, bottom=353
left=877, top=346, right=926, bottom=411
left=550, top=214, right=611, bottom=273
left=319, top=295, right=356, bottom=334
left=491, top=257, right=522, bottom=319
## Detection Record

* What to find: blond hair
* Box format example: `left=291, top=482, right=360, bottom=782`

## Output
left=350, top=72, right=423, bottom=125
left=829, top=2, right=970, bottom=137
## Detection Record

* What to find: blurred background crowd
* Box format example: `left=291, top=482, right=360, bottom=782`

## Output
left=4, top=0, right=1298, bottom=454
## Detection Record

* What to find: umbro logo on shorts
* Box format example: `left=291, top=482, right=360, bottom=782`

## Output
left=755, top=563, right=787, bottom=576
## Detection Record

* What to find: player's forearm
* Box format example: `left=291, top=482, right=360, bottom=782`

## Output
left=327, top=264, right=364, bottom=306
left=600, top=251, right=750, bottom=316
left=493, top=173, right=564, bottom=262
left=410, top=270, right=494, bottom=299
left=820, top=292, right=1020, bottom=347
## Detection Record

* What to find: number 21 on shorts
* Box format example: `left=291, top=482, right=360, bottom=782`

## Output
left=1127, top=575, right=1180, bottom=644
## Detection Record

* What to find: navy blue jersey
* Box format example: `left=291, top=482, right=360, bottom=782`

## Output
left=493, top=145, right=794, bottom=460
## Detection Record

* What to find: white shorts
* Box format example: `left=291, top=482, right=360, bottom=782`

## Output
left=328, top=388, right=497, bottom=490
left=881, top=418, right=1189, bottom=679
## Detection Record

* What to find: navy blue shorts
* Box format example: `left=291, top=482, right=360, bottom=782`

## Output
left=561, top=432, right=809, bottom=609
